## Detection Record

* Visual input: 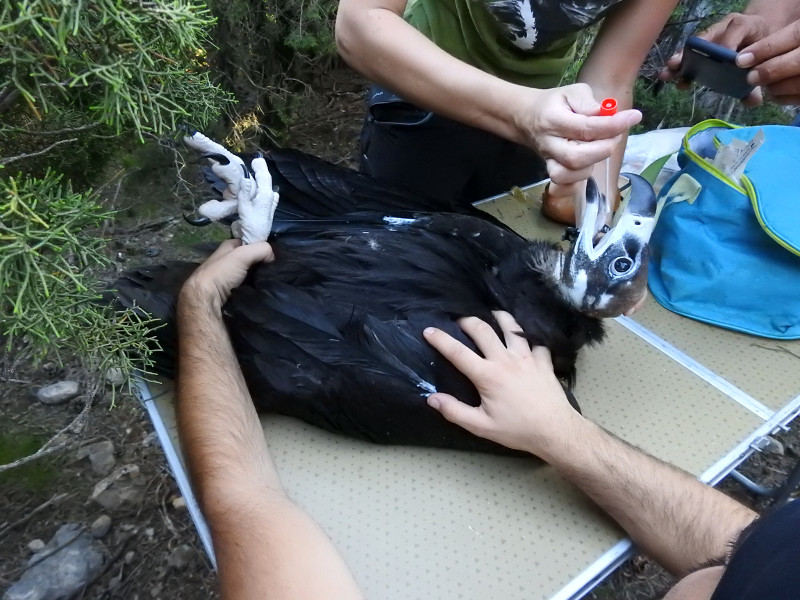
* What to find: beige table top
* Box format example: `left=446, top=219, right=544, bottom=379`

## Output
left=141, top=181, right=800, bottom=600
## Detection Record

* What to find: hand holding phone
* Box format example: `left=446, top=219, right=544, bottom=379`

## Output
left=678, top=36, right=755, bottom=99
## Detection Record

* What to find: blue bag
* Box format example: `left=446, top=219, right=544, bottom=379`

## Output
left=648, top=119, right=800, bottom=339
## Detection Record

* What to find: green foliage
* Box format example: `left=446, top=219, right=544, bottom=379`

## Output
left=205, top=0, right=339, bottom=146
left=0, top=0, right=232, bottom=137
left=280, top=0, right=337, bottom=57
left=0, top=430, right=59, bottom=491
left=0, top=1, right=230, bottom=389
left=0, top=171, right=160, bottom=382
left=633, top=79, right=794, bottom=133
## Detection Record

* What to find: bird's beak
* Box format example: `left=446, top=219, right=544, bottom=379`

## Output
left=560, top=175, right=658, bottom=318
left=576, top=175, right=657, bottom=262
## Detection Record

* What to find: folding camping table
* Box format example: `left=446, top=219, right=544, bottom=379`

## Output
left=138, top=180, right=800, bottom=600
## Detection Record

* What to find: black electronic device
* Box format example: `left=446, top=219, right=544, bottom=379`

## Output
left=678, top=36, right=755, bottom=99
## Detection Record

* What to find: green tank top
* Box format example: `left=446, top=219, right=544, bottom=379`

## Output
left=404, top=0, right=623, bottom=88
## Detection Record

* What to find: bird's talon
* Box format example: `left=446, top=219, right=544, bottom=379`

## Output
left=178, top=123, right=198, bottom=136
left=562, top=227, right=579, bottom=242
left=183, top=213, right=212, bottom=227
left=199, top=152, right=231, bottom=165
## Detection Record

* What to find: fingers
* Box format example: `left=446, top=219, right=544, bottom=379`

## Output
left=426, top=393, right=487, bottom=435
left=738, top=19, right=800, bottom=102
left=744, top=49, right=800, bottom=99
left=423, top=325, right=485, bottom=375
left=701, top=13, right=764, bottom=52
left=738, top=20, right=800, bottom=67
left=741, top=86, right=764, bottom=107
left=557, top=92, right=642, bottom=141
left=492, top=310, right=529, bottom=355
left=208, top=239, right=274, bottom=266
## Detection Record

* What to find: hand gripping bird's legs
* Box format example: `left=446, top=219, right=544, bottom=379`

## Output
left=183, top=132, right=279, bottom=244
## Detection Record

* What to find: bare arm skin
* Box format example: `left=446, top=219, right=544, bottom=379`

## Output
left=336, top=0, right=643, bottom=186
left=177, top=239, right=364, bottom=600
left=547, top=0, right=679, bottom=221
left=423, top=312, right=756, bottom=576
left=661, top=0, right=800, bottom=105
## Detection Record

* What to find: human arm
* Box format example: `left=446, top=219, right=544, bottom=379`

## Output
left=423, top=312, right=756, bottom=576
left=335, top=0, right=641, bottom=186
left=538, top=0, right=678, bottom=224
left=176, top=239, right=364, bottom=600
left=578, top=0, right=679, bottom=202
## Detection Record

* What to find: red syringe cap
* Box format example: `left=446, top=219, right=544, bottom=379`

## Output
left=599, top=98, right=618, bottom=116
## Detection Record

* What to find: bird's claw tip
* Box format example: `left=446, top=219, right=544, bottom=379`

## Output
left=183, top=213, right=212, bottom=227
left=199, top=152, right=230, bottom=165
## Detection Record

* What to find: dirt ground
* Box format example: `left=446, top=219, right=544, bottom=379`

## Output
left=1, top=66, right=798, bottom=600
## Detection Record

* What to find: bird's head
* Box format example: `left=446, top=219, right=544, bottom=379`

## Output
left=555, top=174, right=657, bottom=318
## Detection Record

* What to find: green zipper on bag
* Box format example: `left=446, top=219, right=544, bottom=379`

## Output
left=683, top=119, right=800, bottom=257
left=681, top=119, right=749, bottom=195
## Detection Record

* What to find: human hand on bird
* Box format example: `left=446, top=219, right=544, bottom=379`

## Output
left=514, top=83, right=640, bottom=186
left=184, top=132, right=280, bottom=244
left=181, top=239, right=275, bottom=312
left=423, top=311, right=582, bottom=456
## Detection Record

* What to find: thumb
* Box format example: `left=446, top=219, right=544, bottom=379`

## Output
left=236, top=240, right=275, bottom=263
left=427, top=393, right=486, bottom=434
left=561, top=84, right=601, bottom=117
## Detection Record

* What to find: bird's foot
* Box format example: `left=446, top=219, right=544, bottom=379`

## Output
left=183, top=132, right=279, bottom=244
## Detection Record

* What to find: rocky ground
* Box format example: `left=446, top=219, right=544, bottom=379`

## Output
left=1, top=66, right=798, bottom=600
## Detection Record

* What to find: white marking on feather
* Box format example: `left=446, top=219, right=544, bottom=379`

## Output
left=595, top=293, right=613, bottom=310
left=417, top=380, right=437, bottom=395
left=566, top=268, right=588, bottom=307
left=488, top=0, right=538, bottom=49
left=382, top=217, right=416, bottom=227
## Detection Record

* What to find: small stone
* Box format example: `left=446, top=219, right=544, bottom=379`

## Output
left=90, top=514, right=112, bottom=539
left=36, top=381, right=79, bottom=405
left=143, top=527, right=154, bottom=539
left=124, top=550, right=135, bottom=565
left=3, top=523, right=104, bottom=600
left=145, top=246, right=160, bottom=257
left=76, top=441, right=116, bottom=476
left=27, top=539, right=46, bottom=553
left=170, top=496, right=187, bottom=511
left=763, top=436, right=785, bottom=456
left=166, top=544, right=195, bottom=570
left=89, top=464, right=145, bottom=511
left=141, top=431, right=157, bottom=447
left=107, top=575, right=121, bottom=591
left=104, top=368, right=126, bottom=387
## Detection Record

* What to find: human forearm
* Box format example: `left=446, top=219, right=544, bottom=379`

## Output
left=176, top=240, right=363, bottom=600
left=531, top=416, right=756, bottom=575
left=336, top=1, right=526, bottom=143
left=336, top=1, right=641, bottom=185
left=176, top=290, right=283, bottom=504
left=578, top=0, right=677, bottom=194
left=424, top=314, right=756, bottom=576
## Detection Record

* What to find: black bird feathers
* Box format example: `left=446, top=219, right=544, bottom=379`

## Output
left=114, top=149, right=650, bottom=455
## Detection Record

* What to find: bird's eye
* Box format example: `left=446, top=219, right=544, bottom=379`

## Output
left=612, top=257, right=633, bottom=275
